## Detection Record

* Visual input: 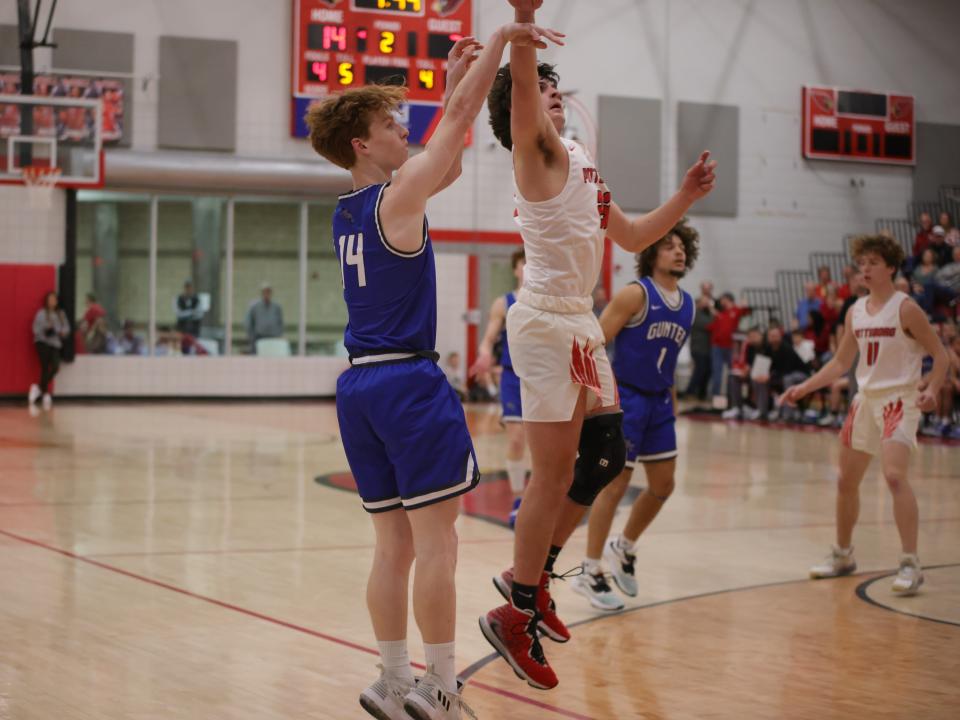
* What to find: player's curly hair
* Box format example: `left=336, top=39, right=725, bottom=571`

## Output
left=636, top=219, right=700, bottom=278
left=850, top=234, right=904, bottom=280
left=305, top=85, right=408, bottom=169
left=487, top=62, right=560, bottom=151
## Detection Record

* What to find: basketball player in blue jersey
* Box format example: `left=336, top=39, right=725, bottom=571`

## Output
left=305, top=23, right=564, bottom=720
left=575, top=222, right=699, bottom=609
left=470, top=249, right=527, bottom=528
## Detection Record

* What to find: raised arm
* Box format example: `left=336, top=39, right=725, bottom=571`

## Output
left=782, top=311, right=859, bottom=405
left=469, top=295, right=507, bottom=378
left=598, top=283, right=645, bottom=345
left=606, top=151, right=717, bottom=253
left=382, top=22, right=563, bottom=250
left=431, top=36, right=483, bottom=196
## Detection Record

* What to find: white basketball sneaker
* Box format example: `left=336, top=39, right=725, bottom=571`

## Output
left=891, top=554, right=924, bottom=596
left=571, top=567, right=625, bottom=611
left=28, top=384, right=41, bottom=405
left=809, top=545, right=857, bottom=579
left=403, top=668, right=476, bottom=720
left=359, top=665, right=413, bottom=720
left=42, top=393, right=53, bottom=410
left=603, top=539, right=638, bottom=597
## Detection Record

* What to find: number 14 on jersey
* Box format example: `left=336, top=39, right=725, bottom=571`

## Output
left=338, top=233, right=367, bottom=288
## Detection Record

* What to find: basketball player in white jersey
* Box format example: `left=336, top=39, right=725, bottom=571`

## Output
left=784, top=235, right=948, bottom=595
left=479, top=0, right=717, bottom=690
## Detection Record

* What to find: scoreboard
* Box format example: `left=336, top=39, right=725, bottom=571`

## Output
left=802, top=86, right=915, bottom=166
left=291, top=0, right=473, bottom=144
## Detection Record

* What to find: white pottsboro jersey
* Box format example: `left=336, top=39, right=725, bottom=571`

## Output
left=513, top=140, right=610, bottom=302
left=851, top=291, right=924, bottom=391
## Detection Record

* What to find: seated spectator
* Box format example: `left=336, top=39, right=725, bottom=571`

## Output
left=836, top=265, right=856, bottom=301
left=444, top=351, right=466, bottom=401
left=935, top=246, right=960, bottom=297
left=722, top=327, right=764, bottom=420
left=155, top=326, right=209, bottom=356
left=116, top=320, right=146, bottom=356
left=912, top=248, right=940, bottom=288
left=912, top=212, right=935, bottom=260
left=84, top=316, right=113, bottom=354
left=707, top=293, right=751, bottom=399
left=939, top=211, right=957, bottom=245
left=814, top=265, right=836, bottom=300
left=77, top=292, right=107, bottom=354
left=762, top=326, right=812, bottom=422
left=930, top=226, right=952, bottom=267
left=246, top=283, right=284, bottom=353
left=795, top=281, right=821, bottom=332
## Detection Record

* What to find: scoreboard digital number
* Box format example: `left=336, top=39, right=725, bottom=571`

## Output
left=802, top=86, right=915, bottom=166
left=292, top=0, right=472, bottom=144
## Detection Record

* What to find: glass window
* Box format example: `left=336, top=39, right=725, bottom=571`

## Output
left=307, top=199, right=347, bottom=356
left=75, top=192, right=151, bottom=357
left=156, top=196, right=227, bottom=356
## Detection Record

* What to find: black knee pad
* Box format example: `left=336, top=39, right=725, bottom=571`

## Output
left=567, top=412, right=627, bottom=506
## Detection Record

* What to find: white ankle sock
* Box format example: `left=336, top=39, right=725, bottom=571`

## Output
left=423, top=641, right=457, bottom=693
left=505, top=458, right=526, bottom=494
left=583, top=558, right=602, bottom=576
left=377, top=639, right=414, bottom=685
left=615, top=534, right=635, bottom=553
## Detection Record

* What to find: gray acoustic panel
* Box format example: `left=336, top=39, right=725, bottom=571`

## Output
left=0, top=25, right=19, bottom=66
left=598, top=96, right=662, bottom=212
left=158, top=36, right=237, bottom=152
left=677, top=101, right=739, bottom=217
left=52, top=29, right=134, bottom=73
left=914, top=122, right=960, bottom=203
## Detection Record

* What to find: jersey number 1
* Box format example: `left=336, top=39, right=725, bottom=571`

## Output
left=338, top=233, right=366, bottom=288
left=866, top=341, right=879, bottom=366
left=657, top=347, right=668, bottom=373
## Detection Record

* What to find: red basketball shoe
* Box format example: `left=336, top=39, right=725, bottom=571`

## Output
left=479, top=603, right=558, bottom=690
left=492, top=568, right=571, bottom=643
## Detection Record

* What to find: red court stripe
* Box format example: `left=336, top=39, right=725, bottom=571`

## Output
left=0, top=527, right=595, bottom=719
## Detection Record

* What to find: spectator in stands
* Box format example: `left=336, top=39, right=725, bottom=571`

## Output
left=814, top=265, right=836, bottom=300
left=116, top=320, right=146, bottom=356
left=939, top=211, right=955, bottom=240
left=935, top=246, right=960, bottom=298
left=912, top=212, right=935, bottom=260
left=175, top=280, right=203, bottom=337
left=29, top=291, right=70, bottom=410
left=245, top=282, right=284, bottom=353
left=930, top=226, right=952, bottom=267
left=837, top=264, right=856, bottom=301
left=684, top=289, right=715, bottom=401
left=707, top=293, right=751, bottom=400
left=721, top=327, right=764, bottom=420
left=77, top=292, right=106, bottom=353
left=795, top=281, right=821, bottom=332
left=818, top=285, right=842, bottom=356
left=838, top=269, right=866, bottom=327
left=84, top=316, right=112, bottom=355
left=761, top=325, right=810, bottom=422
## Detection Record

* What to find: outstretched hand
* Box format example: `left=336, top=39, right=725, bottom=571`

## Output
left=780, top=383, right=808, bottom=407
left=444, top=36, right=482, bottom=98
left=680, top=151, right=718, bottom=201
left=499, top=22, right=565, bottom=49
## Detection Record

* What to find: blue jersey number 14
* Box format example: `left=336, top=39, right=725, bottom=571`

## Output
left=338, top=233, right=366, bottom=288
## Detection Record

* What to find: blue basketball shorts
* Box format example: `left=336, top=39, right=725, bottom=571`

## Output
left=336, top=358, right=479, bottom=513
left=500, top=366, right=522, bottom=423
left=619, top=383, right=678, bottom=467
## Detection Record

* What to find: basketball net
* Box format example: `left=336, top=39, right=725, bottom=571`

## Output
left=22, top=166, right=63, bottom=210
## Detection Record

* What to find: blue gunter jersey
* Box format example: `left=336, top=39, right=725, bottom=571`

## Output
left=612, top=277, right=694, bottom=393
left=333, top=184, right=436, bottom=357
left=499, top=292, right=516, bottom=368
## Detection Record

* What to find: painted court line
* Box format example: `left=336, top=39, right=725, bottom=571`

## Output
left=0, top=527, right=594, bottom=720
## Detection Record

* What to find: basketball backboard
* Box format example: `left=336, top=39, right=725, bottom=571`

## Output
left=0, top=90, right=106, bottom=188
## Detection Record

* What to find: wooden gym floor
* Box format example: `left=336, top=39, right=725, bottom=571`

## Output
left=0, top=402, right=957, bottom=719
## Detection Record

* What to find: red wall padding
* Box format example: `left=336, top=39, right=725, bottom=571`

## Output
left=0, top=264, right=58, bottom=394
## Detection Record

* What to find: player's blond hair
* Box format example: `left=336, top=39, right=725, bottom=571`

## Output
left=850, top=234, right=905, bottom=281
left=305, top=85, right=408, bottom=169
